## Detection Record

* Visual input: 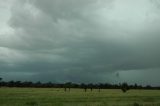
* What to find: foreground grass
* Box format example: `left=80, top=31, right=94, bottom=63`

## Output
left=0, top=88, right=160, bottom=106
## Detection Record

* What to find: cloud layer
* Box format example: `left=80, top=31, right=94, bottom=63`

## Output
left=0, top=0, right=160, bottom=85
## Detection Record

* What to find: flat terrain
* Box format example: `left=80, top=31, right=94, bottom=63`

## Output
left=0, top=88, right=160, bottom=106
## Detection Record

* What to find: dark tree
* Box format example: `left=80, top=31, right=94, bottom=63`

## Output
left=88, top=83, right=93, bottom=92
left=121, top=83, right=129, bottom=93
left=0, top=78, right=158, bottom=90
left=64, top=82, right=72, bottom=92
left=134, top=83, right=138, bottom=89
left=35, top=81, right=42, bottom=88
left=80, top=83, right=87, bottom=92
left=90, top=87, right=93, bottom=92
left=146, top=85, right=152, bottom=89
left=84, top=87, right=87, bottom=92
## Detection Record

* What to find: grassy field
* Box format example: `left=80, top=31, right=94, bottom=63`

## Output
left=0, top=88, right=160, bottom=106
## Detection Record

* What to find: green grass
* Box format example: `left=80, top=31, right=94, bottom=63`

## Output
left=0, top=88, right=160, bottom=106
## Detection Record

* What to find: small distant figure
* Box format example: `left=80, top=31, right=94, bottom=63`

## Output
left=90, top=87, right=93, bottom=92
left=84, top=87, right=87, bottom=92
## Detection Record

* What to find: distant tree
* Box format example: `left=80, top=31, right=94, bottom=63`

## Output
left=64, top=82, right=72, bottom=92
left=45, top=82, right=53, bottom=88
left=8, top=80, right=15, bottom=87
left=134, top=83, right=138, bottom=89
left=0, top=78, right=156, bottom=90
left=0, top=77, right=2, bottom=87
left=15, top=81, right=22, bottom=87
left=81, top=83, right=87, bottom=92
left=146, top=85, right=152, bottom=89
left=88, top=83, right=93, bottom=92
left=22, top=81, right=33, bottom=87
left=121, top=83, right=129, bottom=93
left=80, top=83, right=85, bottom=88
left=35, top=81, right=42, bottom=88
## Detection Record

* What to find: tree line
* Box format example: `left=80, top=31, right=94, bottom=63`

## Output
left=0, top=78, right=159, bottom=92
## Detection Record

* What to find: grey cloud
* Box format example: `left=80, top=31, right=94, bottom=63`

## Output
left=0, top=0, right=160, bottom=85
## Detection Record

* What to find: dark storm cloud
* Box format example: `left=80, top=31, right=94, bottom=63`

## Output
left=0, top=0, right=160, bottom=84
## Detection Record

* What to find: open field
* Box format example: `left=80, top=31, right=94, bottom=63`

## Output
left=0, top=88, right=160, bottom=106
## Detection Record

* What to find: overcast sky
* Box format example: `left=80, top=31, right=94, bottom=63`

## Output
left=0, top=0, right=160, bottom=85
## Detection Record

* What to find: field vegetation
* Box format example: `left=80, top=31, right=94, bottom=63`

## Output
left=0, top=88, right=160, bottom=106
